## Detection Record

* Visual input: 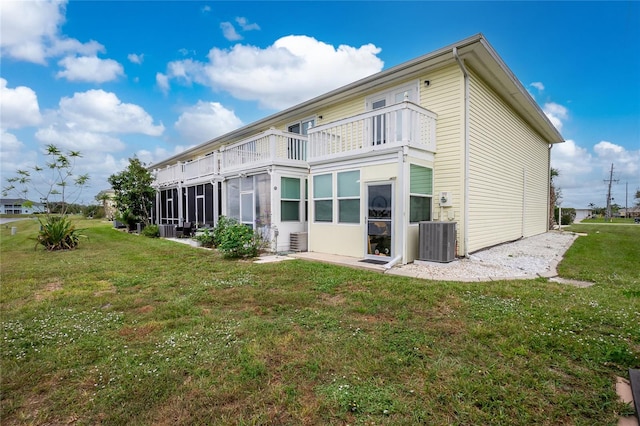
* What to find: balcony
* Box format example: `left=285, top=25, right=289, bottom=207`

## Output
left=307, top=101, right=436, bottom=163
left=220, top=128, right=308, bottom=173
left=154, top=163, right=182, bottom=186
left=152, top=102, right=436, bottom=187
left=184, top=154, right=219, bottom=182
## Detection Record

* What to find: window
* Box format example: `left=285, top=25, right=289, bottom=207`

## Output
left=227, top=178, right=240, bottom=220
left=409, top=164, right=432, bottom=223
left=313, top=174, right=332, bottom=222
left=337, top=170, right=360, bottom=223
left=281, top=177, right=300, bottom=221
left=255, top=173, right=271, bottom=228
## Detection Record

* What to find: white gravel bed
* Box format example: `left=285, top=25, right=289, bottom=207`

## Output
left=394, top=231, right=579, bottom=281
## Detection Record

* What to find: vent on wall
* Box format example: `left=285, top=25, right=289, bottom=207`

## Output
left=290, top=232, right=308, bottom=252
left=418, top=222, right=456, bottom=263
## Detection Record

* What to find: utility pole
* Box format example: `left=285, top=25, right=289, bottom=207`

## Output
left=604, top=163, right=619, bottom=220
left=625, top=182, right=628, bottom=219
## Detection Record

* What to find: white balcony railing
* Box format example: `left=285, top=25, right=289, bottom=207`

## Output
left=153, top=103, right=436, bottom=186
left=220, top=128, right=308, bottom=173
left=307, top=102, right=436, bottom=162
left=155, top=163, right=182, bottom=186
left=184, top=154, right=219, bottom=181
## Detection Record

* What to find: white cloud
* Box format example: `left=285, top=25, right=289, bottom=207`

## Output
left=156, top=73, right=170, bottom=94
left=543, top=102, right=568, bottom=131
left=35, top=127, right=126, bottom=152
left=55, top=90, right=164, bottom=135
left=530, top=82, right=544, bottom=91
left=137, top=145, right=190, bottom=166
left=594, top=141, right=639, bottom=177
left=161, top=35, right=384, bottom=109
left=0, top=79, right=42, bottom=129
left=174, top=101, right=243, bottom=143
left=56, top=55, right=125, bottom=83
left=201, top=5, right=211, bottom=13
left=0, top=131, right=38, bottom=195
left=552, top=139, right=592, bottom=178
left=220, top=22, right=242, bottom=41
left=0, top=0, right=104, bottom=64
left=551, top=138, right=640, bottom=208
left=235, top=17, right=260, bottom=31
left=128, top=53, right=144, bottom=64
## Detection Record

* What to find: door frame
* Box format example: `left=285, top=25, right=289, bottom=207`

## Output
left=364, top=181, right=394, bottom=260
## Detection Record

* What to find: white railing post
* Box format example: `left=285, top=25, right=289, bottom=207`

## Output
left=269, top=127, right=277, bottom=162
left=402, top=105, right=410, bottom=143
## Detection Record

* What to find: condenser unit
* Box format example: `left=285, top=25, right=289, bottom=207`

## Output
left=290, top=232, right=308, bottom=252
left=418, top=222, right=456, bottom=263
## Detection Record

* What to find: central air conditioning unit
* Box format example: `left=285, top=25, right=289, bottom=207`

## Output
left=418, top=222, right=456, bottom=263
left=290, top=232, right=308, bottom=252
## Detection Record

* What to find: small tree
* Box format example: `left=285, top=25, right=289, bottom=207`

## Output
left=549, top=168, right=562, bottom=228
left=2, top=144, right=89, bottom=250
left=108, top=158, right=155, bottom=227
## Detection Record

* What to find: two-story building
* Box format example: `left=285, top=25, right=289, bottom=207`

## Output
left=150, top=34, right=564, bottom=264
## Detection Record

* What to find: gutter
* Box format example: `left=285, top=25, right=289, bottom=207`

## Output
left=453, top=46, right=470, bottom=258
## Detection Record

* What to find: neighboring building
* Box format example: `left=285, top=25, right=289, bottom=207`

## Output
left=97, top=189, right=117, bottom=220
left=0, top=198, right=45, bottom=215
left=573, top=209, right=592, bottom=222
left=150, top=34, right=564, bottom=264
left=618, top=207, right=640, bottom=218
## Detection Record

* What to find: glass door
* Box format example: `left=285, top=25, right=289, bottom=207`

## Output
left=366, top=183, right=393, bottom=258
left=371, top=99, right=386, bottom=145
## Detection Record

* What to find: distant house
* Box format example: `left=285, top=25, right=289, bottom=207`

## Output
left=618, top=207, right=640, bottom=218
left=96, top=189, right=117, bottom=220
left=150, top=34, right=564, bottom=263
left=0, top=198, right=45, bottom=215
left=573, top=209, right=592, bottom=222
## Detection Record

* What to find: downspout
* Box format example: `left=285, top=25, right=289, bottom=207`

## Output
left=522, top=167, right=526, bottom=237
left=548, top=144, right=553, bottom=231
left=453, top=47, right=470, bottom=258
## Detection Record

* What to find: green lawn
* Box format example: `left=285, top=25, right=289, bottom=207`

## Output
left=1, top=219, right=638, bottom=425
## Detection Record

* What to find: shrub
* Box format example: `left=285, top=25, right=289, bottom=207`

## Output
left=554, top=207, right=576, bottom=226
left=212, top=216, right=233, bottom=247
left=36, top=216, right=83, bottom=251
left=214, top=216, right=262, bottom=259
left=194, top=228, right=215, bottom=248
left=141, top=224, right=159, bottom=238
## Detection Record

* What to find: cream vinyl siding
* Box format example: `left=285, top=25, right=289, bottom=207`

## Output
left=467, top=68, right=550, bottom=253
left=308, top=162, right=398, bottom=259
left=420, top=64, right=465, bottom=253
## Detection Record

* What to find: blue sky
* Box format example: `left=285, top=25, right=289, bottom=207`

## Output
left=1, top=1, right=638, bottom=209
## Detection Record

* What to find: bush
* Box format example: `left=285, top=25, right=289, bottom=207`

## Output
left=141, top=224, right=159, bottom=238
left=554, top=207, right=576, bottom=226
left=194, top=228, right=215, bottom=248
left=214, top=216, right=262, bottom=259
left=212, top=216, right=233, bottom=247
left=36, top=216, right=83, bottom=251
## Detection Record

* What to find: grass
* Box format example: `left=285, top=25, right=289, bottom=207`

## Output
left=1, top=219, right=638, bottom=425
left=580, top=217, right=637, bottom=224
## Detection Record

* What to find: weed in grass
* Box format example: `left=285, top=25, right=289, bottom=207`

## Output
left=2, top=308, right=123, bottom=361
left=202, top=272, right=258, bottom=289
